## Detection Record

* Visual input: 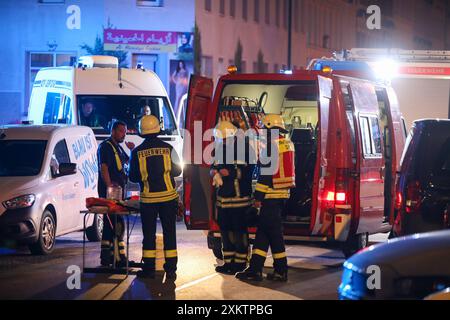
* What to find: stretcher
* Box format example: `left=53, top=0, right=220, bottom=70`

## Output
left=80, top=197, right=144, bottom=276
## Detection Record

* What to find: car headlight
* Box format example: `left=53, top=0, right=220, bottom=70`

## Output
left=2, top=194, right=36, bottom=210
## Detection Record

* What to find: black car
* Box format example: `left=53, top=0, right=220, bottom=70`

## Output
left=391, top=119, right=450, bottom=237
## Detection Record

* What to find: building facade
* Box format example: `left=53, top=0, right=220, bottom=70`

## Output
left=0, top=0, right=195, bottom=125
left=196, top=0, right=450, bottom=82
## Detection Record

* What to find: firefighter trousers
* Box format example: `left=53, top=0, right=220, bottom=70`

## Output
left=141, top=199, right=178, bottom=273
left=100, top=214, right=126, bottom=263
left=217, top=206, right=250, bottom=266
left=249, top=199, right=288, bottom=273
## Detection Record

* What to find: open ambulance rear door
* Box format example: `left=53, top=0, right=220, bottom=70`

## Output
left=182, top=75, right=215, bottom=230
left=348, top=78, right=386, bottom=234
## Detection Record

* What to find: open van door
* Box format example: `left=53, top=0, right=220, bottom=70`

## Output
left=349, top=80, right=386, bottom=234
left=311, top=75, right=333, bottom=235
left=183, top=75, right=214, bottom=230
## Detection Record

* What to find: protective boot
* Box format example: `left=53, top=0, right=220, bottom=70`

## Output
left=235, top=267, right=263, bottom=281
left=215, top=263, right=235, bottom=275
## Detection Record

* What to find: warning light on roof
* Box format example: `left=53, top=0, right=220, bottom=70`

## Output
left=322, top=66, right=333, bottom=73
left=227, top=65, right=238, bottom=74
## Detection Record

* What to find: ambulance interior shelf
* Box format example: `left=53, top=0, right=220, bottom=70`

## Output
left=219, top=94, right=266, bottom=130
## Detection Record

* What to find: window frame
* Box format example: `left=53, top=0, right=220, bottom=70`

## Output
left=359, top=114, right=383, bottom=159
left=27, top=51, right=77, bottom=117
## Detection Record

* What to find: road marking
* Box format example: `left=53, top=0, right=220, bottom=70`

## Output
left=103, top=275, right=136, bottom=300
left=76, top=283, right=116, bottom=300
left=175, top=247, right=294, bottom=293
left=175, top=273, right=219, bottom=292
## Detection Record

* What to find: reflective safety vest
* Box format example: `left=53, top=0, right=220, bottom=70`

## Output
left=107, top=141, right=123, bottom=172
left=129, top=137, right=182, bottom=203
left=254, top=135, right=295, bottom=201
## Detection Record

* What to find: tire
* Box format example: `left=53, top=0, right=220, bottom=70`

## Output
left=212, top=238, right=223, bottom=260
left=86, top=214, right=103, bottom=242
left=29, top=210, right=56, bottom=255
left=342, top=233, right=368, bottom=258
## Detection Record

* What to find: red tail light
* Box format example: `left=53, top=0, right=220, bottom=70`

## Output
left=395, top=191, right=403, bottom=210
left=405, top=180, right=421, bottom=214
left=335, top=192, right=347, bottom=204
left=335, top=169, right=349, bottom=205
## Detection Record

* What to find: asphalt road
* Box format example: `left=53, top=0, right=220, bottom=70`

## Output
left=0, top=220, right=388, bottom=300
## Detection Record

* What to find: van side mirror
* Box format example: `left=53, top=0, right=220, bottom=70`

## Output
left=57, top=163, right=77, bottom=177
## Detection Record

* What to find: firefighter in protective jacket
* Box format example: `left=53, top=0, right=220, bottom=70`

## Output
left=236, top=114, right=295, bottom=282
left=129, top=115, right=182, bottom=279
left=211, top=120, right=256, bottom=274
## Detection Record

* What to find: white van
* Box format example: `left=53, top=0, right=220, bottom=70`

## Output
left=28, top=55, right=183, bottom=160
left=0, top=125, right=100, bottom=255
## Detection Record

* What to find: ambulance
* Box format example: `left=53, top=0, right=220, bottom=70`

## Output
left=310, top=48, right=450, bottom=129
left=0, top=125, right=99, bottom=255
left=182, top=67, right=406, bottom=258
left=28, top=55, right=183, bottom=161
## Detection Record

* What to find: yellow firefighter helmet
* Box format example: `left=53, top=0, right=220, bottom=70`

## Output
left=214, top=120, right=238, bottom=140
left=139, top=115, right=161, bottom=135
left=262, top=114, right=288, bottom=133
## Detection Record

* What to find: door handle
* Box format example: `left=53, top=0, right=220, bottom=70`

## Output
left=74, top=182, right=79, bottom=187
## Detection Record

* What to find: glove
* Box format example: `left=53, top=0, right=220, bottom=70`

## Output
left=212, top=173, right=223, bottom=187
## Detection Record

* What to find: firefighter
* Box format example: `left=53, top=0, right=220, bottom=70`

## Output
left=236, top=114, right=295, bottom=282
left=129, top=115, right=182, bottom=279
left=98, top=120, right=135, bottom=267
left=211, top=120, right=255, bottom=275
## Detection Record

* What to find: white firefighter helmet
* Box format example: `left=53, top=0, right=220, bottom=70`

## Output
left=214, top=120, right=238, bottom=140
left=262, top=114, right=288, bottom=133
left=139, top=115, right=161, bottom=135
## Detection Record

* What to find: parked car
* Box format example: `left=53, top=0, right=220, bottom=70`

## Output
left=0, top=125, right=100, bottom=255
left=338, top=229, right=450, bottom=300
left=391, top=119, right=450, bottom=237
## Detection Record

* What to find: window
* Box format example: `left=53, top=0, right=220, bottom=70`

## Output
left=359, top=115, right=382, bottom=158
left=274, top=63, right=279, bottom=73
left=254, top=0, right=260, bottom=23
left=243, top=0, right=248, bottom=21
left=136, top=0, right=163, bottom=6
left=54, top=139, right=70, bottom=164
left=0, top=140, right=47, bottom=177
left=50, top=139, right=70, bottom=176
left=42, top=92, right=72, bottom=124
left=77, top=95, right=178, bottom=135
left=205, top=0, right=212, bottom=12
left=265, top=0, right=270, bottom=24
left=220, top=0, right=225, bottom=15
left=27, top=52, right=76, bottom=115
left=39, top=0, right=64, bottom=3
left=201, top=56, right=213, bottom=78
left=230, top=0, right=236, bottom=17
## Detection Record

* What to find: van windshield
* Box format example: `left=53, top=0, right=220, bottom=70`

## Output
left=77, top=95, right=177, bottom=135
left=0, top=140, right=47, bottom=176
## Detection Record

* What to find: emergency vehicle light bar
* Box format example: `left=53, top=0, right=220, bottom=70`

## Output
left=342, top=48, right=450, bottom=63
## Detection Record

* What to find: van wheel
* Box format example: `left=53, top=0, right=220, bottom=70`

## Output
left=29, top=210, right=56, bottom=255
left=342, top=233, right=368, bottom=258
left=212, top=238, right=223, bottom=260
left=86, top=214, right=103, bottom=242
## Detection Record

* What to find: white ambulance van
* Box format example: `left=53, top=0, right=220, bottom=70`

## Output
left=28, top=56, right=182, bottom=161
left=0, top=125, right=100, bottom=255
